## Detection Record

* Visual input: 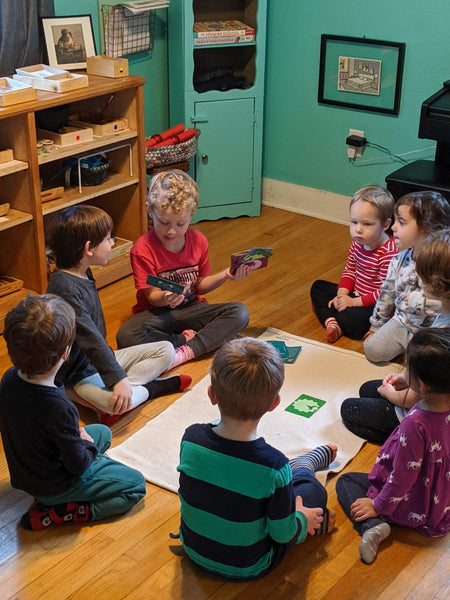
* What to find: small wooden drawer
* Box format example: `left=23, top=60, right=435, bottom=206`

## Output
left=0, top=276, right=24, bottom=298
left=37, top=126, right=93, bottom=146
left=109, top=237, right=133, bottom=260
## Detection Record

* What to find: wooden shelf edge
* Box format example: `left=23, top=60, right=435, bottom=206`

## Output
left=42, top=173, right=139, bottom=215
left=0, top=159, right=29, bottom=177
left=38, top=130, right=138, bottom=165
left=0, top=208, right=33, bottom=231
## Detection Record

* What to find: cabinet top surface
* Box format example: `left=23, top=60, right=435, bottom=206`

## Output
left=0, top=74, right=146, bottom=118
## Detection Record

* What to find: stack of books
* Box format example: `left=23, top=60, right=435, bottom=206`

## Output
left=193, top=20, right=255, bottom=46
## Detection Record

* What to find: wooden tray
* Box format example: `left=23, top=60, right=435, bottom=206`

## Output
left=0, top=148, right=14, bottom=164
left=90, top=253, right=131, bottom=289
left=37, top=126, right=93, bottom=146
left=109, top=237, right=133, bottom=260
left=40, top=187, right=64, bottom=203
left=0, top=77, right=36, bottom=107
left=14, top=65, right=88, bottom=93
left=69, top=117, right=129, bottom=137
left=0, top=276, right=24, bottom=297
left=0, top=202, right=10, bottom=217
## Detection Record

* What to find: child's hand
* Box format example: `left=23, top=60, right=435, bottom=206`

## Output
left=164, top=291, right=185, bottom=309
left=382, top=372, right=408, bottom=390
left=350, top=497, right=377, bottom=521
left=295, top=495, right=324, bottom=535
left=110, top=377, right=133, bottom=414
left=79, top=427, right=94, bottom=443
left=227, top=264, right=253, bottom=281
left=334, top=295, right=356, bottom=312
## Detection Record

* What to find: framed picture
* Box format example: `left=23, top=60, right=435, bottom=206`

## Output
left=42, top=15, right=96, bottom=70
left=318, top=35, right=405, bottom=115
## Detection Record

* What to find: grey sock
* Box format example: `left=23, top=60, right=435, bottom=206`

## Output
left=359, top=522, right=391, bottom=564
left=289, top=445, right=335, bottom=472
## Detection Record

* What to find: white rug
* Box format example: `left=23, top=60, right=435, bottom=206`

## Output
left=107, top=328, right=401, bottom=492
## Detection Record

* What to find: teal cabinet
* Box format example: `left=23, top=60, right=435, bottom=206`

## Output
left=168, top=0, right=267, bottom=222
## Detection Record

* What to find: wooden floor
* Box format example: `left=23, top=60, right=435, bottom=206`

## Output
left=0, top=206, right=448, bottom=600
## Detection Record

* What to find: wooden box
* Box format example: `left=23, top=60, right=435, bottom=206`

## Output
left=0, top=148, right=14, bottom=164
left=37, top=126, right=93, bottom=146
left=91, top=253, right=131, bottom=289
left=87, top=56, right=129, bottom=78
left=109, top=237, right=133, bottom=260
left=0, top=276, right=24, bottom=298
left=0, top=77, right=36, bottom=107
left=69, top=117, right=129, bottom=137
left=14, top=65, right=88, bottom=93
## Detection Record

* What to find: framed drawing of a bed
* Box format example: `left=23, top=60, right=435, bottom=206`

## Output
left=318, top=35, right=405, bottom=115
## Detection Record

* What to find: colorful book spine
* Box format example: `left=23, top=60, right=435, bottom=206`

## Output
left=193, top=21, right=255, bottom=38
left=194, top=35, right=255, bottom=46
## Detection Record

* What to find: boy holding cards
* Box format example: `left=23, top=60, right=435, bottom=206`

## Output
left=117, top=170, right=255, bottom=369
left=177, top=337, right=336, bottom=580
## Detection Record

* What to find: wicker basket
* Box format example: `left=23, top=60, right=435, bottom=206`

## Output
left=66, top=154, right=111, bottom=187
left=145, top=129, right=200, bottom=169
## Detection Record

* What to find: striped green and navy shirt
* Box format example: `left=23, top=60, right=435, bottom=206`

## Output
left=177, top=423, right=308, bottom=579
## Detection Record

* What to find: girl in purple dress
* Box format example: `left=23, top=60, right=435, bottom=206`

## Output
left=336, top=327, right=450, bottom=564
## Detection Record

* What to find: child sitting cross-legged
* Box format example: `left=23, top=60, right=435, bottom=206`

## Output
left=0, top=294, right=146, bottom=531
left=177, top=337, right=337, bottom=580
left=336, top=327, right=450, bottom=565
left=116, top=169, right=252, bottom=369
left=46, top=205, right=191, bottom=425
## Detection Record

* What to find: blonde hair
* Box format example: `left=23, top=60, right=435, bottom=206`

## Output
left=147, top=170, right=199, bottom=215
left=210, top=338, right=284, bottom=420
left=416, top=228, right=450, bottom=302
left=350, top=184, right=395, bottom=223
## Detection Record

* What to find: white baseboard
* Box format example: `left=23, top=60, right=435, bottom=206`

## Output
left=262, top=178, right=350, bottom=225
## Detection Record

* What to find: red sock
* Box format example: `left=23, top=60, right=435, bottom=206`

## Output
left=21, top=501, right=90, bottom=531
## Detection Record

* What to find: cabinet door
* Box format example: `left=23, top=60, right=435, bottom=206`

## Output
left=193, top=98, right=255, bottom=210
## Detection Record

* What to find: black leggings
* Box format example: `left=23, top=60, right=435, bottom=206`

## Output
left=340, top=380, right=400, bottom=445
left=310, top=279, right=373, bottom=340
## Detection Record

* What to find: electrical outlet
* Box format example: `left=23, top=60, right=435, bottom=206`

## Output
left=348, top=128, right=365, bottom=158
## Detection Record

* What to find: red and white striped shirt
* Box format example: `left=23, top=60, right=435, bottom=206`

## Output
left=339, top=238, right=398, bottom=307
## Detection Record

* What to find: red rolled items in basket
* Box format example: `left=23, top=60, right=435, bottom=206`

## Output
left=145, top=124, right=185, bottom=148
left=151, top=128, right=196, bottom=148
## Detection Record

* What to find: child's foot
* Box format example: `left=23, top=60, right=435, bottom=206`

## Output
left=66, top=387, right=121, bottom=426
left=183, top=329, right=196, bottom=343
left=289, top=444, right=337, bottom=472
left=359, top=522, right=391, bottom=564
left=315, top=508, right=336, bottom=535
left=144, top=374, right=192, bottom=399
left=20, top=500, right=90, bottom=531
left=100, top=412, right=121, bottom=426
left=325, top=318, right=342, bottom=343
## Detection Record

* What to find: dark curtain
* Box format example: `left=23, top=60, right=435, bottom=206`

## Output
left=0, top=0, right=55, bottom=76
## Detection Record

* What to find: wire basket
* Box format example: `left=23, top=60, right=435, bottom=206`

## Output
left=145, top=129, right=200, bottom=169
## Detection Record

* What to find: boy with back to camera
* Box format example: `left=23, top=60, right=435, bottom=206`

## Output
left=116, top=170, right=252, bottom=369
left=177, top=337, right=337, bottom=580
left=0, top=295, right=146, bottom=531
left=46, top=205, right=191, bottom=425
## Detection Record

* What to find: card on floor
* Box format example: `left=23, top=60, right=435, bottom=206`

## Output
left=267, top=340, right=289, bottom=358
left=284, top=345, right=302, bottom=364
left=285, top=394, right=326, bottom=418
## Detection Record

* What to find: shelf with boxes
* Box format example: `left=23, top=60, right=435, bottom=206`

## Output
left=0, top=74, right=147, bottom=331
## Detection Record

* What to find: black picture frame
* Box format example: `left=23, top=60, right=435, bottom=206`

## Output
left=318, top=35, right=405, bottom=115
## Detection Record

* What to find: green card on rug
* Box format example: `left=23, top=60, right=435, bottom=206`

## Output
left=285, top=394, right=326, bottom=418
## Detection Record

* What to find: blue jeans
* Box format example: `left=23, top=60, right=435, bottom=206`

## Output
left=36, top=425, right=146, bottom=521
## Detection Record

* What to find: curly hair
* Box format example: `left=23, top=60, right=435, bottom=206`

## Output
left=147, top=169, right=199, bottom=215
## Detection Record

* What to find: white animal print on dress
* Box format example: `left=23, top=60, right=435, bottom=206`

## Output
left=429, top=441, right=442, bottom=452
left=443, top=506, right=450, bottom=515
left=407, top=458, right=423, bottom=470
left=375, top=452, right=390, bottom=463
left=446, top=471, right=450, bottom=481
left=433, top=494, right=440, bottom=504
left=399, top=433, right=407, bottom=447
left=408, top=512, right=426, bottom=523
left=423, top=477, right=430, bottom=487
left=445, top=414, right=450, bottom=425
left=389, top=493, right=409, bottom=504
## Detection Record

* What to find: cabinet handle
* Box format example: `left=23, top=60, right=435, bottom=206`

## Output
left=191, top=115, right=208, bottom=123
left=201, top=154, right=209, bottom=164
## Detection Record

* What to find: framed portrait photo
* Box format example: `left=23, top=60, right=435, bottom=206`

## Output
left=42, top=15, right=96, bottom=70
left=318, top=35, right=405, bottom=115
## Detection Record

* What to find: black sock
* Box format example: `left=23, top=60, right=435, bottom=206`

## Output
left=144, top=376, right=181, bottom=399
left=289, top=445, right=335, bottom=472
